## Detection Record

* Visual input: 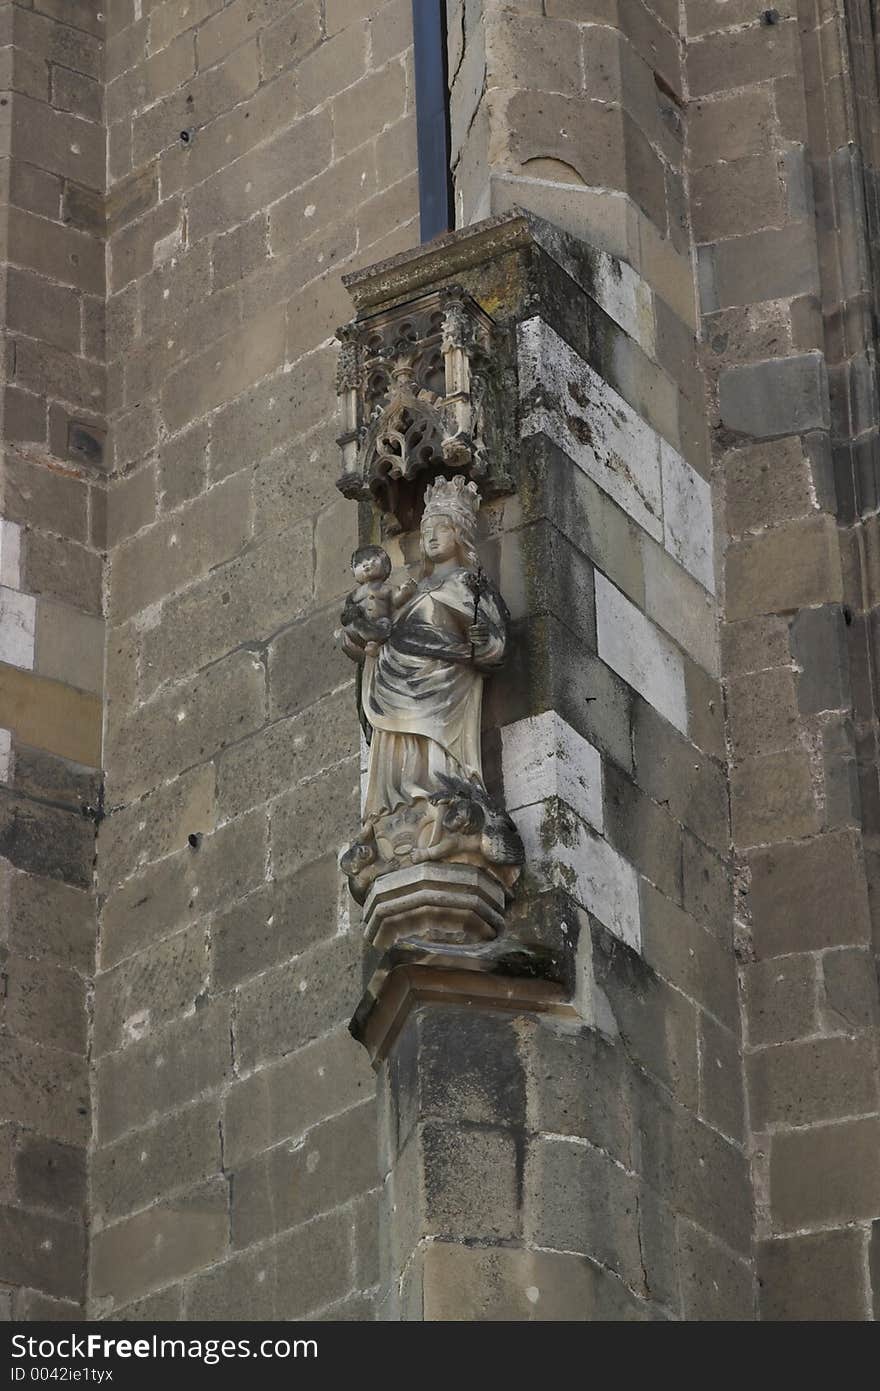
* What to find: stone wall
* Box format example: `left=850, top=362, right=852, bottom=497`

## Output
left=0, top=0, right=107, bottom=1321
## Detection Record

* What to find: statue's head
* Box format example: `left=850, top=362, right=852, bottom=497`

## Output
left=340, top=840, right=376, bottom=876
left=351, top=544, right=391, bottom=584
left=442, top=797, right=484, bottom=835
left=420, top=475, right=480, bottom=572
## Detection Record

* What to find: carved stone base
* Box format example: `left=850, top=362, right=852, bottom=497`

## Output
left=362, top=861, right=507, bottom=950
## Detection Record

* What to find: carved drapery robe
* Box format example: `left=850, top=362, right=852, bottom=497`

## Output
left=361, top=567, right=506, bottom=819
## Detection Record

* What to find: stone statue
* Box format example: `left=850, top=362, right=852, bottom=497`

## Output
left=338, top=475, right=524, bottom=947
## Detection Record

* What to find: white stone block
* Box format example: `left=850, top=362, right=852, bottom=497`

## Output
left=592, top=251, right=656, bottom=359
left=0, top=729, right=11, bottom=784
left=501, top=710, right=603, bottom=833
left=514, top=801, right=641, bottom=953
left=0, top=519, right=21, bottom=590
left=660, top=440, right=715, bottom=594
left=0, top=586, right=36, bottom=670
left=642, top=540, right=719, bottom=677
left=518, top=317, right=664, bottom=541
left=595, top=572, right=688, bottom=735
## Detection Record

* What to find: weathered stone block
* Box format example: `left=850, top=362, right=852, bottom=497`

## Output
left=688, top=19, right=797, bottom=95
left=34, top=600, right=103, bottom=696
left=223, top=1026, right=373, bottom=1169
left=5, top=956, right=86, bottom=1055
left=719, top=353, right=830, bottom=439
left=269, top=757, right=360, bottom=881
left=92, top=1100, right=221, bottom=1225
left=758, top=1230, right=868, bottom=1321
left=790, top=604, right=850, bottom=714
left=744, top=955, right=817, bottom=1046
left=501, top=709, right=604, bottom=832
left=23, top=532, right=102, bottom=617
left=640, top=881, right=738, bottom=1028
left=748, top=829, right=871, bottom=957
left=418, top=1121, right=521, bottom=1243
left=604, top=762, right=684, bottom=902
left=677, top=1221, right=753, bottom=1320
left=0, top=791, right=96, bottom=887
left=15, top=1136, right=86, bottom=1217
left=93, top=923, right=209, bottom=1057
left=91, top=1179, right=228, bottom=1307
left=522, top=1019, right=633, bottom=1166
left=749, top=1035, right=878, bottom=1129
left=211, top=854, right=340, bottom=989
left=0, top=1036, right=89, bottom=1146
left=0, top=1205, right=84, bottom=1301
left=525, top=1135, right=642, bottom=1287
left=691, top=154, right=785, bottom=243
left=596, top=571, right=688, bottom=735
left=822, top=948, right=879, bottom=1032
left=5, top=865, right=94, bottom=972
left=631, top=696, right=728, bottom=852
left=95, top=1001, right=232, bottom=1144
left=231, top=1100, right=377, bottom=1248
left=234, top=930, right=361, bottom=1070
left=727, top=667, right=800, bottom=758
left=730, top=751, right=819, bottom=848
left=770, top=1117, right=880, bottom=1230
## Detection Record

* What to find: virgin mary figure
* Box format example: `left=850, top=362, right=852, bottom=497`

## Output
left=359, top=475, right=506, bottom=821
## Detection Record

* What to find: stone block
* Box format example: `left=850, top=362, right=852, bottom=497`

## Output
left=93, top=923, right=209, bottom=1057
left=0, top=1036, right=89, bottom=1146
left=689, top=88, right=775, bottom=167
left=691, top=153, right=785, bottom=243
left=521, top=1018, right=633, bottom=1166
left=273, top=1208, right=355, bottom=1318
left=223, top=1026, right=373, bottom=1168
left=719, top=353, right=830, bottom=440
left=822, top=948, right=879, bottom=1032
left=396, top=1009, right=527, bottom=1141
left=0, top=790, right=96, bottom=887
left=748, top=829, right=871, bottom=957
left=269, top=757, right=361, bottom=881
left=185, top=111, right=332, bottom=244
left=708, top=221, right=819, bottom=310
left=259, top=0, right=323, bottom=78
left=160, top=304, right=285, bottom=432
left=107, top=649, right=264, bottom=801
left=501, top=709, right=603, bottom=831
left=730, top=751, right=819, bottom=848
left=9, top=160, right=62, bottom=219
left=420, top=1242, right=654, bottom=1321
left=727, top=667, right=800, bottom=758
left=268, top=603, right=352, bottom=719
left=640, top=881, right=738, bottom=1028
left=591, top=925, right=699, bottom=1105
left=0, top=587, right=35, bottom=670
left=15, top=1136, right=86, bottom=1217
left=91, top=1179, right=228, bottom=1307
left=215, top=352, right=336, bottom=487
left=631, top=697, right=729, bottom=853
left=699, top=1013, right=745, bottom=1142
left=635, top=1074, right=752, bottom=1253
left=487, top=518, right=597, bottom=650
left=111, top=1288, right=184, bottom=1321
left=234, top=930, right=361, bottom=1071
left=231, top=1100, right=377, bottom=1248
left=5, top=955, right=86, bottom=1055
left=5, top=865, right=94, bottom=972
left=211, top=214, right=269, bottom=291
left=604, top=762, right=683, bottom=901
left=98, top=762, right=216, bottom=894
left=6, top=267, right=80, bottom=354
left=770, top=1117, right=880, bottom=1230
left=417, top=1121, right=521, bottom=1243
left=183, top=1244, right=276, bottom=1321
left=34, top=600, right=103, bottom=695
left=518, top=316, right=664, bottom=542
left=11, top=92, right=103, bottom=184
left=790, top=605, right=850, bottom=714
left=0, top=1205, right=84, bottom=1301
left=641, top=539, right=718, bottom=675
left=596, top=571, right=688, bottom=735
left=724, top=436, right=815, bottom=536
left=158, top=422, right=208, bottom=509
left=23, top=532, right=102, bottom=617
left=211, top=854, right=340, bottom=989
left=332, top=58, right=407, bottom=155
left=677, top=1221, right=754, bottom=1320
left=721, top=614, right=791, bottom=676
left=688, top=19, right=797, bottom=95
left=132, top=41, right=261, bottom=165
left=92, top=1100, right=221, bottom=1225
left=759, top=1230, right=868, bottom=1321
left=217, top=688, right=356, bottom=820
left=749, top=1035, right=878, bottom=1130
left=95, top=1001, right=232, bottom=1144
left=524, top=1135, right=642, bottom=1287
left=141, top=518, right=313, bottom=698
left=745, top=955, right=817, bottom=1046
left=514, top=800, right=641, bottom=951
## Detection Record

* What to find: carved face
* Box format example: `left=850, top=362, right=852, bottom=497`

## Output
left=421, top=514, right=458, bottom=563
left=352, top=552, right=390, bottom=584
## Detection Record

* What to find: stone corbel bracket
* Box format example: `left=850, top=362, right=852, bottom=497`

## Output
left=335, top=285, right=512, bottom=532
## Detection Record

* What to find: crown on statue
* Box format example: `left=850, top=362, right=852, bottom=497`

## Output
left=422, top=474, right=481, bottom=540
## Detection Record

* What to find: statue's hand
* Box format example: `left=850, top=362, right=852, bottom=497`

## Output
left=339, top=629, right=366, bottom=663
left=468, top=621, right=491, bottom=652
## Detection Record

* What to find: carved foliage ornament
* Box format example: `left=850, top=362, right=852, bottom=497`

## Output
left=335, top=287, right=510, bottom=533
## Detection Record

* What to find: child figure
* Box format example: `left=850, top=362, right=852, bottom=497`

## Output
left=340, top=545, right=416, bottom=657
